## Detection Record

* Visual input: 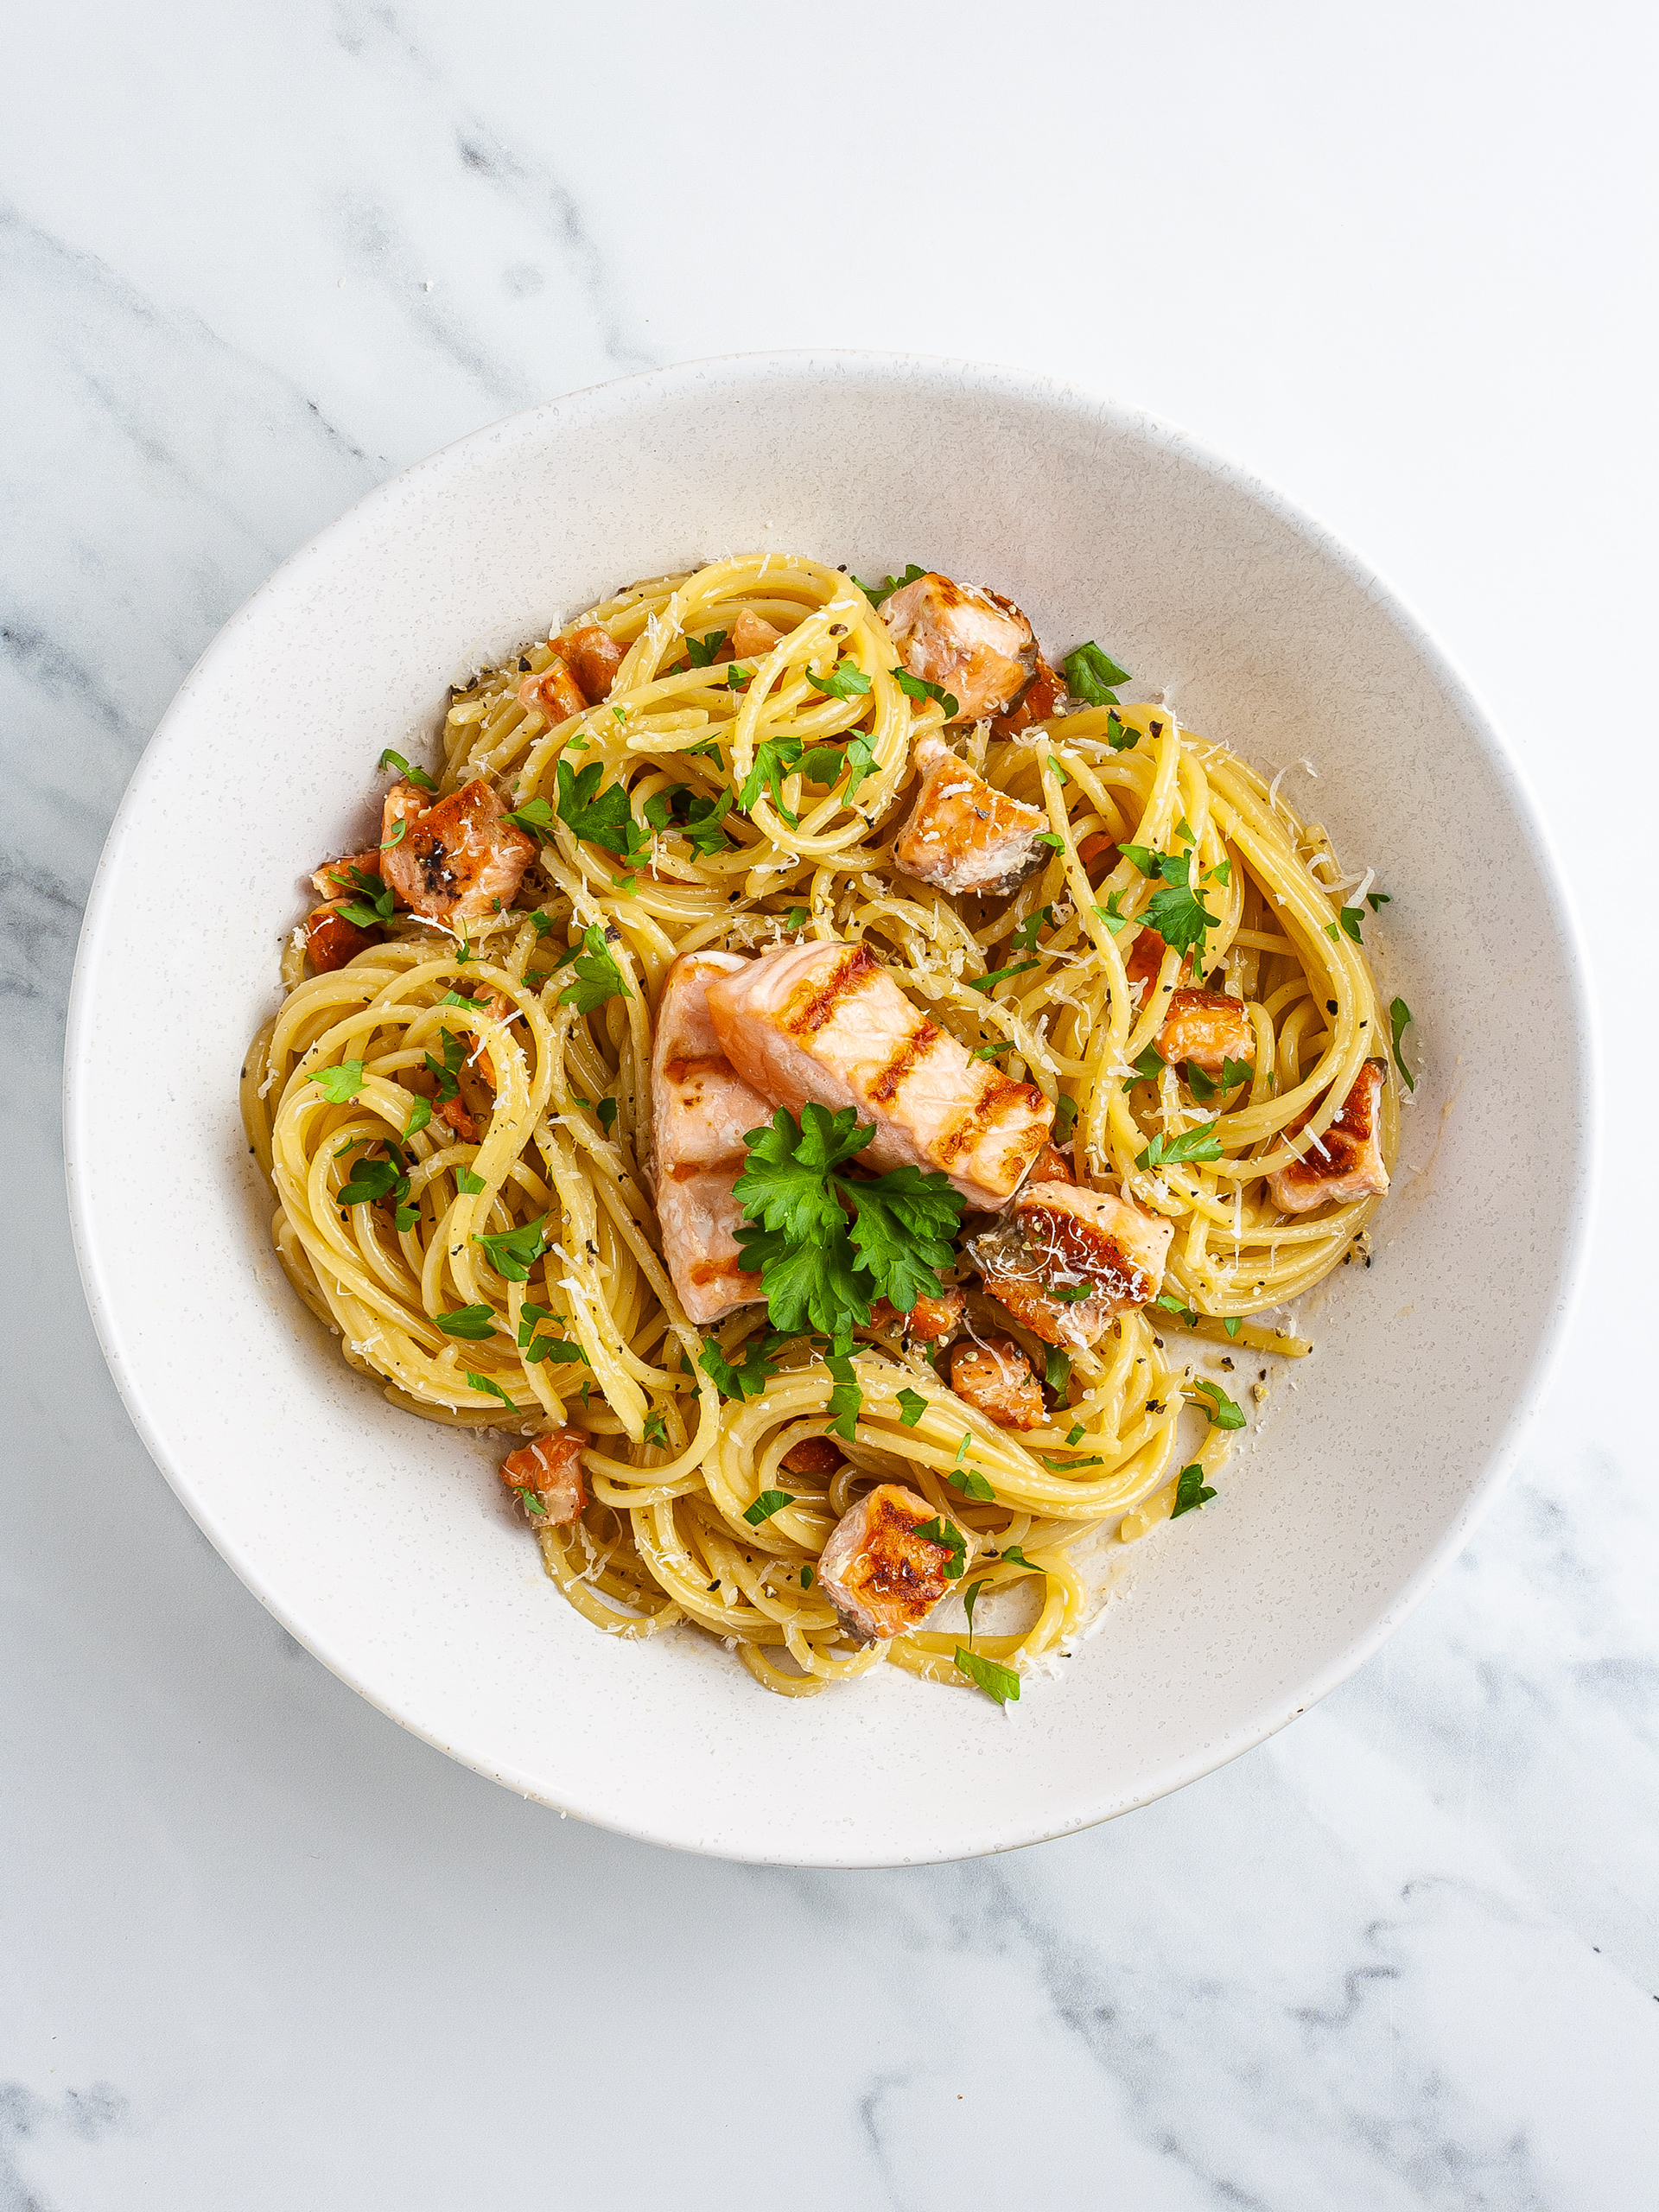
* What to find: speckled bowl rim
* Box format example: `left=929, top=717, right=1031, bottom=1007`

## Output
left=63, top=352, right=1599, bottom=1865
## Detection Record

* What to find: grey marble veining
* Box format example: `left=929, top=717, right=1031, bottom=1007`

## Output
left=4, top=3, right=1656, bottom=2206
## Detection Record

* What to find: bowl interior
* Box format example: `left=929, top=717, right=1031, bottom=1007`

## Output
left=66, top=355, right=1592, bottom=1864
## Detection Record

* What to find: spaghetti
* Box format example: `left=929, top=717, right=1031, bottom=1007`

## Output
left=241, top=552, right=1400, bottom=1698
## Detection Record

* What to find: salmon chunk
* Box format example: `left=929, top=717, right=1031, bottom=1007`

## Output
left=703, top=940, right=1053, bottom=1209
left=729, top=608, right=783, bottom=658
left=992, top=653, right=1068, bottom=737
left=881, top=572, right=1035, bottom=724
left=1158, top=988, right=1254, bottom=1074
left=817, top=1484, right=969, bottom=1642
left=380, top=779, right=536, bottom=926
left=868, top=1287, right=966, bottom=1344
left=1268, top=1059, right=1389, bottom=1215
left=972, top=1180, right=1173, bottom=1348
left=500, top=1430, right=588, bottom=1525
left=518, top=659, right=588, bottom=723
left=894, top=734, right=1048, bottom=896
left=950, top=1338, right=1045, bottom=1429
left=303, top=905, right=378, bottom=973
left=650, top=950, right=773, bottom=1325
left=780, top=1435, right=842, bottom=1477
left=555, top=625, right=625, bottom=703
left=1127, top=923, right=1190, bottom=994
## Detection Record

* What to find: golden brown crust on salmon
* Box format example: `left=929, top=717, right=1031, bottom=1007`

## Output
left=971, top=1181, right=1174, bottom=1348
left=949, top=1338, right=1045, bottom=1429
left=380, top=779, right=536, bottom=925
left=1157, top=988, right=1254, bottom=1074
left=893, top=735, right=1047, bottom=898
left=1268, top=1059, right=1389, bottom=1214
left=817, top=1483, right=969, bottom=1642
left=501, top=1431, right=588, bottom=1524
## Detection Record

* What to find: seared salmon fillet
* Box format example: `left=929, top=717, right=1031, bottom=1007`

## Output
left=554, top=624, right=625, bottom=702
left=650, top=951, right=773, bottom=1325
left=702, top=940, right=1053, bottom=1209
left=868, top=1287, right=966, bottom=1344
left=500, top=1430, right=588, bottom=1525
left=880, top=572, right=1035, bottom=723
left=894, top=734, right=1047, bottom=897
left=518, top=658, right=588, bottom=723
left=1268, top=1058, right=1389, bottom=1214
left=1157, top=988, right=1254, bottom=1074
left=972, top=1179, right=1173, bottom=1349
left=817, top=1484, right=970, bottom=1642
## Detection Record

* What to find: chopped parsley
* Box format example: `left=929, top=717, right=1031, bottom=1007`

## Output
left=466, top=1370, right=518, bottom=1414
left=556, top=924, right=632, bottom=1015
left=378, top=747, right=436, bottom=792
left=1367, top=890, right=1392, bottom=912
left=1136, top=1126, right=1225, bottom=1170
left=912, top=1516, right=966, bottom=1580
left=337, top=1154, right=406, bottom=1208
left=1192, top=1377, right=1246, bottom=1431
left=969, top=958, right=1040, bottom=994
left=554, top=757, right=649, bottom=865
left=955, top=1646, right=1020, bottom=1705
left=1171, top=1464, right=1217, bottom=1518
left=402, top=1096, right=432, bottom=1141
left=806, top=660, right=872, bottom=702
left=1106, top=710, right=1137, bottom=753
left=1000, top=1545, right=1043, bottom=1572
left=1052, top=1094, right=1078, bottom=1145
left=825, top=1339, right=862, bottom=1441
left=454, top=1167, right=486, bottom=1194
left=738, top=733, right=804, bottom=821
left=472, top=1215, right=548, bottom=1282
left=948, top=1465, right=996, bottom=1503
left=435, top=1305, right=496, bottom=1340
left=1048, top=1281, right=1095, bottom=1304
left=1061, top=642, right=1131, bottom=709
left=504, top=796, right=558, bottom=841
left=424, top=1029, right=466, bottom=1102
left=742, top=1489, right=794, bottom=1527
left=524, top=1335, right=583, bottom=1364
left=895, top=1387, right=930, bottom=1428
left=1154, top=1291, right=1199, bottom=1326
left=1224, top=1317, right=1243, bottom=1339
left=1389, top=996, right=1416, bottom=1092
left=1186, top=1056, right=1255, bottom=1103
left=852, top=562, right=924, bottom=607
left=1095, top=892, right=1131, bottom=933
left=725, top=663, right=752, bottom=692
left=512, top=1484, right=548, bottom=1520
left=1009, top=906, right=1053, bottom=955
left=311, top=1059, right=365, bottom=1103
left=893, top=666, right=959, bottom=718
left=642, top=1410, right=669, bottom=1450
left=699, top=1332, right=787, bottom=1403
left=1044, top=1348, right=1071, bottom=1395
left=684, top=630, right=728, bottom=667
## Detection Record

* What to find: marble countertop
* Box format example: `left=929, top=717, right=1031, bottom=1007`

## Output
left=4, top=4, right=1656, bottom=2205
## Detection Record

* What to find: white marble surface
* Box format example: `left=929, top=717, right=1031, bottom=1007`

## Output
left=3, top=2, right=1656, bottom=2203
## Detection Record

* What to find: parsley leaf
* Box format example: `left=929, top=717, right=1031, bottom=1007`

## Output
left=473, top=1215, right=548, bottom=1283
left=956, top=1646, right=1020, bottom=1705
left=1000, top=1545, right=1043, bottom=1572
left=1337, top=905, right=1364, bottom=944
left=1136, top=1126, right=1225, bottom=1170
left=726, top=663, right=752, bottom=691
left=337, top=1156, right=404, bottom=1207
left=466, top=1370, right=518, bottom=1414
left=699, top=1333, right=787, bottom=1402
left=1367, top=890, right=1392, bottom=912
left=555, top=757, right=647, bottom=862
left=524, top=1335, right=584, bottom=1364
left=807, top=661, right=872, bottom=702
left=512, top=1483, right=548, bottom=1519
left=1185, top=1056, right=1253, bottom=1104
left=1062, top=642, right=1132, bottom=709
left=311, top=1059, right=365, bottom=1103
left=435, top=1305, right=495, bottom=1340
left=684, top=630, right=728, bottom=668
left=912, top=1516, right=966, bottom=1580
left=1171, top=1464, right=1217, bottom=1518
left=557, top=924, right=632, bottom=1015
left=743, top=1489, right=794, bottom=1527
left=732, top=1105, right=963, bottom=1339
left=677, top=788, right=734, bottom=858
left=738, top=733, right=804, bottom=820
left=1049, top=1281, right=1095, bottom=1303
left=1010, top=905, right=1053, bottom=955
left=969, top=958, right=1040, bottom=994
left=402, top=1096, right=432, bottom=1141
left=895, top=1387, right=929, bottom=1428
left=515, top=1302, right=556, bottom=1347
left=423, top=1029, right=466, bottom=1102
left=948, top=1465, right=996, bottom=1502
left=1052, top=1094, right=1078, bottom=1145
left=1154, top=1291, right=1199, bottom=1326
left=1192, top=1377, right=1246, bottom=1431
left=378, top=747, right=436, bottom=792
left=893, top=666, right=959, bottom=718
left=825, top=1339, right=862, bottom=1441
left=1224, top=1317, right=1243, bottom=1339
left=1044, top=1348, right=1071, bottom=1395
left=962, top=1577, right=983, bottom=1643
left=800, top=1564, right=815, bottom=1588
left=854, top=563, right=924, bottom=607
left=1145, top=880, right=1217, bottom=964
left=1389, top=997, right=1416, bottom=1092
left=1125, top=1046, right=1166, bottom=1090
left=504, top=796, right=558, bottom=841
left=642, top=1410, right=669, bottom=1450
left=1106, top=710, right=1137, bottom=753
left=455, top=1168, right=486, bottom=1195
left=1095, top=892, right=1131, bottom=934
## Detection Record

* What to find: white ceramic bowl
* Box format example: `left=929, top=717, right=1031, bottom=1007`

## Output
left=65, top=354, right=1594, bottom=1866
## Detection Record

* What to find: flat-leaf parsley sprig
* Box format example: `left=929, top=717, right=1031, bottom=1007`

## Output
left=731, top=1105, right=964, bottom=1339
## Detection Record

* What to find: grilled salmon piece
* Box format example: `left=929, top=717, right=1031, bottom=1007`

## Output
left=817, top=1483, right=969, bottom=1642
left=1127, top=923, right=1190, bottom=993
left=972, top=1179, right=1173, bottom=1349
left=991, top=653, right=1068, bottom=737
left=555, top=625, right=625, bottom=703
left=949, top=1338, right=1045, bottom=1429
left=880, top=572, right=1035, bottom=724
left=1268, top=1058, right=1389, bottom=1215
left=303, top=905, right=378, bottom=973
left=729, top=608, right=783, bottom=658
left=518, top=658, right=588, bottom=723
left=1028, top=1141, right=1076, bottom=1185
left=650, top=951, right=773, bottom=1325
left=500, top=1430, right=588, bottom=1525
left=893, top=734, right=1048, bottom=897
left=780, top=1435, right=842, bottom=1477
left=703, top=940, right=1053, bottom=1209
left=868, top=1287, right=966, bottom=1344
left=380, top=779, right=536, bottom=926
left=1158, top=988, right=1253, bottom=1075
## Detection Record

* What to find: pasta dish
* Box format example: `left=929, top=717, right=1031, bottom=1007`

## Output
left=242, top=554, right=1412, bottom=1703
